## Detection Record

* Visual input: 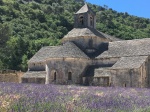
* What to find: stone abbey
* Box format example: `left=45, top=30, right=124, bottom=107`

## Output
left=22, top=4, right=150, bottom=87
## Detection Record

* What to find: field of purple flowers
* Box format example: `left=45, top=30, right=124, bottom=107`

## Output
left=0, top=82, right=150, bottom=112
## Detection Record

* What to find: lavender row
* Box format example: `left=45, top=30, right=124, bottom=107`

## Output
left=0, top=82, right=150, bottom=112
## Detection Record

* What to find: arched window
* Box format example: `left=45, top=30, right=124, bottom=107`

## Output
left=90, top=16, right=93, bottom=26
left=54, top=72, right=56, bottom=80
left=88, top=39, right=93, bottom=47
left=79, top=16, right=84, bottom=25
left=68, top=72, right=72, bottom=80
left=124, top=83, right=126, bottom=87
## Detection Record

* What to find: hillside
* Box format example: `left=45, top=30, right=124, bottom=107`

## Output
left=0, top=0, right=150, bottom=71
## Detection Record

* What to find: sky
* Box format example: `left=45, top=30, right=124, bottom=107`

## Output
left=86, top=0, right=150, bottom=19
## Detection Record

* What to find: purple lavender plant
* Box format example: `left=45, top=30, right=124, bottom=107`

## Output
left=0, top=82, right=150, bottom=112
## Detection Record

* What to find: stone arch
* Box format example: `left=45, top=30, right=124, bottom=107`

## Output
left=54, top=71, right=56, bottom=80
left=50, top=70, right=57, bottom=82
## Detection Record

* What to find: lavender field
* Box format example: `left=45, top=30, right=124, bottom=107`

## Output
left=0, top=83, right=150, bottom=112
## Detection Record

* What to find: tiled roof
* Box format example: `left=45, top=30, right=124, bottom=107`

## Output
left=28, top=46, right=59, bottom=63
left=22, top=71, right=46, bottom=78
left=63, top=28, right=105, bottom=38
left=99, top=31, right=122, bottom=41
left=46, top=42, right=89, bottom=60
left=63, top=28, right=120, bottom=42
left=94, top=68, right=111, bottom=77
left=112, top=56, right=148, bottom=69
left=97, top=38, right=150, bottom=59
left=28, top=42, right=89, bottom=63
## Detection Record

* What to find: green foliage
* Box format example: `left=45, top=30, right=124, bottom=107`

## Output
left=0, top=23, right=11, bottom=47
left=0, top=0, right=150, bottom=70
left=93, top=4, right=150, bottom=39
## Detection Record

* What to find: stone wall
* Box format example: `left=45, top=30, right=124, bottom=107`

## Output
left=62, top=36, right=108, bottom=54
left=28, top=62, right=45, bottom=71
left=93, top=66, right=147, bottom=88
left=93, top=68, right=111, bottom=86
left=74, top=10, right=96, bottom=28
left=0, top=70, right=23, bottom=83
left=110, top=69, right=140, bottom=87
left=22, top=78, right=45, bottom=84
left=147, top=56, right=150, bottom=87
left=141, top=57, right=150, bottom=87
left=46, top=58, right=90, bottom=85
left=74, top=13, right=87, bottom=28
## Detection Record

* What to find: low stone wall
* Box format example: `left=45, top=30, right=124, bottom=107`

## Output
left=0, top=70, right=23, bottom=83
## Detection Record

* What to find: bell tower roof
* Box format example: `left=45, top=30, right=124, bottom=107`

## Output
left=75, top=3, right=89, bottom=14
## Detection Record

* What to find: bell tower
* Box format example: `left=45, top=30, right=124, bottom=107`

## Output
left=74, top=3, right=96, bottom=29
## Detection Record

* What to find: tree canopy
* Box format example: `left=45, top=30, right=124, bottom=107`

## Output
left=0, top=0, right=150, bottom=71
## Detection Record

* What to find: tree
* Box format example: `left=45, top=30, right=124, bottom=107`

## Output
left=0, top=23, right=11, bottom=47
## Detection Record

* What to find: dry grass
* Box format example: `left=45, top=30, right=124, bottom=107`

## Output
left=0, top=94, right=20, bottom=112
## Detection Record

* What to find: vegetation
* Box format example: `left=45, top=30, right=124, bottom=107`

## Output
left=0, top=0, right=150, bottom=71
left=0, top=82, right=150, bottom=112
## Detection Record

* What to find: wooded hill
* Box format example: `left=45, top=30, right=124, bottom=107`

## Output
left=0, top=0, right=150, bottom=71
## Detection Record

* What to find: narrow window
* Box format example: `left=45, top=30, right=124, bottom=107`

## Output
left=54, top=72, right=56, bottom=80
left=90, top=16, right=93, bottom=26
left=124, top=83, right=126, bottom=87
left=79, top=16, right=84, bottom=25
left=68, top=72, right=72, bottom=80
left=88, top=39, right=93, bottom=47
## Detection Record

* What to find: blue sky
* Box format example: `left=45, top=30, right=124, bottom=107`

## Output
left=86, top=0, right=150, bottom=19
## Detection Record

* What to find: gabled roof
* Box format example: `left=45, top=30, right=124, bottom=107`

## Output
left=28, top=46, right=59, bottom=63
left=46, top=42, right=89, bottom=60
left=63, top=28, right=120, bottom=42
left=112, top=56, right=148, bottom=69
left=97, top=38, right=150, bottom=59
left=28, top=42, right=89, bottom=63
left=22, top=71, right=46, bottom=78
left=75, top=3, right=91, bottom=14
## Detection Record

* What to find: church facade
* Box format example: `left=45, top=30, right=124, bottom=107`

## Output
left=22, top=4, right=150, bottom=88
